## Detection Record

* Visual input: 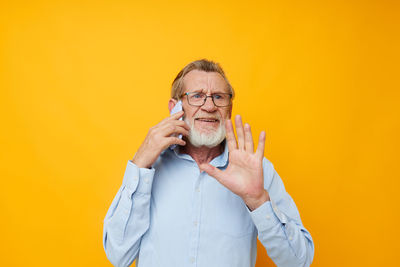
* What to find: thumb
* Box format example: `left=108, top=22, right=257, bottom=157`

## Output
left=200, top=163, right=224, bottom=181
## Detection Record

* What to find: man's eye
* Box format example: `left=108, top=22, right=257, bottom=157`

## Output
left=213, top=94, right=223, bottom=99
left=193, top=93, right=203, bottom=98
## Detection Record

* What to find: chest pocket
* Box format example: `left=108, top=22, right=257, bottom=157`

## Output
left=203, top=181, right=256, bottom=238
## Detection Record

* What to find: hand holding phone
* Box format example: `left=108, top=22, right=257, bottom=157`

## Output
left=131, top=101, right=189, bottom=168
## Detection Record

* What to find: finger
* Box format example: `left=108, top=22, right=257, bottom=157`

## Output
left=235, top=115, right=245, bottom=150
left=225, top=119, right=237, bottom=151
left=158, top=110, right=185, bottom=127
left=162, top=124, right=189, bottom=137
left=199, top=163, right=225, bottom=181
left=165, top=136, right=186, bottom=147
left=255, top=131, right=266, bottom=159
left=172, top=119, right=190, bottom=131
left=244, top=123, right=254, bottom=153
left=167, top=110, right=185, bottom=121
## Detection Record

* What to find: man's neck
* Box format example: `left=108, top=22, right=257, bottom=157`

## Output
left=179, top=139, right=225, bottom=167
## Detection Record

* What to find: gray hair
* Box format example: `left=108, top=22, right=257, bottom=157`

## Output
left=170, top=59, right=235, bottom=100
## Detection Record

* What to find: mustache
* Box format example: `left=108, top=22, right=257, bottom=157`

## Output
left=193, top=114, right=221, bottom=120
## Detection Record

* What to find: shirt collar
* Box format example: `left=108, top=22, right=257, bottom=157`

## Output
left=168, top=139, right=229, bottom=168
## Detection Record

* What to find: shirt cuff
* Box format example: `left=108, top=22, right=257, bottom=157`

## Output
left=248, top=198, right=288, bottom=232
left=122, top=160, right=155, bottom=195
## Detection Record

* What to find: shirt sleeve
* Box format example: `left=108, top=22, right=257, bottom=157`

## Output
left=248, top=158, right=315, bottom=267
left=103, top=160, right=155, bottom=267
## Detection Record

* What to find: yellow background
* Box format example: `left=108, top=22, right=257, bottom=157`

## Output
left=1, top=0, right=399, bottom=266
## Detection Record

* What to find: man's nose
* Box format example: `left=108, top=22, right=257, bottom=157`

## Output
left=201, top=96, right=217, bottom=112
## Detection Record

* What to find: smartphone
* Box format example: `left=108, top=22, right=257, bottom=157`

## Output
left=169, top=100, right=183, bottom=149
left=170, top=100, right=183, bottom=117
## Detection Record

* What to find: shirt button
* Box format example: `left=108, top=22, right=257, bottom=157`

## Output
left=190, top=257, right=195, bottom=263
left=133, top=176, right=138, bottom=180
left=289, top=236, right=293, bottom=241
left=196, top=187, right=200, bottom=192
left=193, top=221, right=198, bottom=226
left=266, top=215, right=271, bottom=220
left=144, top=177, right=149, bottom=184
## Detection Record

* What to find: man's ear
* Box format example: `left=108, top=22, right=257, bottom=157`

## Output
left=168, top=98, right=178, bottom=113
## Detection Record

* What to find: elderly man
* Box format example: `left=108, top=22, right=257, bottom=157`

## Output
left=103, top=59, right=314, bottom=267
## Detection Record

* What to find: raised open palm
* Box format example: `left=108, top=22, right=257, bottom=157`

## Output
left=200, top=115, right=270, bottom=210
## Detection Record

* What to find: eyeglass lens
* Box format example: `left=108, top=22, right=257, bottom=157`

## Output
left=188, top=93, right=231, bottom=107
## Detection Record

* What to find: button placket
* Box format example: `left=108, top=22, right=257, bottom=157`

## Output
left=188, top=172, right=203, bottom=266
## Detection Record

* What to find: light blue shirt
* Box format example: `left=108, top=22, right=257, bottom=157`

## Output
left=103, top=140, right=314, bottom=267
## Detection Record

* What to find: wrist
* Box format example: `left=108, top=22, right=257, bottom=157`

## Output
left=244, top=190, right=270, bottom=211
left=131, top=156, right=151, bottom=169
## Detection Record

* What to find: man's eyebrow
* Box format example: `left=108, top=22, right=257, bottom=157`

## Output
left=189, top=89, right=228, bottom=94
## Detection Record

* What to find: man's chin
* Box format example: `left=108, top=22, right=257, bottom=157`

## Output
left=194, top=123, right=219, bottom=133
left=194, top=129, right=218, bottom=137
left=194, top=122, right=222, bottom=133
left=188, top=128, right=226, bottom=148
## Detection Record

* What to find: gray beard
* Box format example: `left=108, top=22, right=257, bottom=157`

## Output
left=184, top=117, right=226, bottom=148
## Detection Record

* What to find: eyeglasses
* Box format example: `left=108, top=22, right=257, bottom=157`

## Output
left=183, top=92, right=232, bottom=107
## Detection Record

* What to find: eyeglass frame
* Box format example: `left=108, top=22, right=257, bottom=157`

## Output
left=181, top=91, right=233, bottom=107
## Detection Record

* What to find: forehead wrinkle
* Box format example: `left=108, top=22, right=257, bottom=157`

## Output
left=206, top=72, right=229, bottom=93
left=183, top=71, right=229, bottom=94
